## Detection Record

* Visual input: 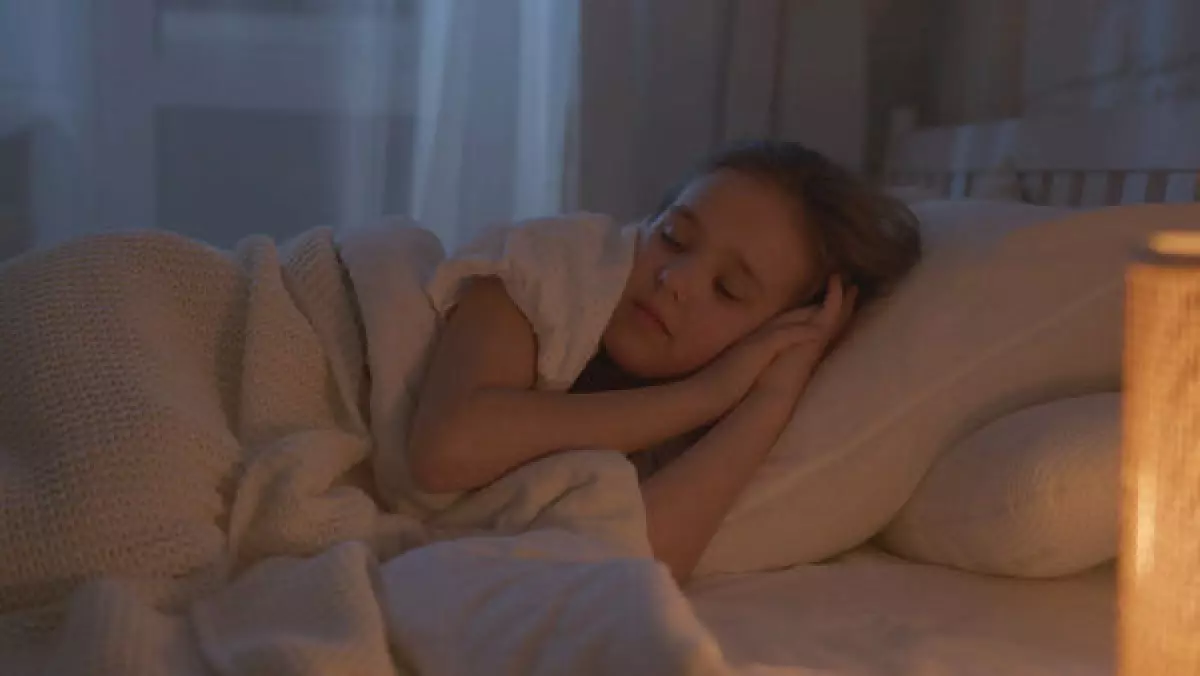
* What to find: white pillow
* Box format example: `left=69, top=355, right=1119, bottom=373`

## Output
left=695, top=201, right=1200, bottom=576
left=878, top=393, right=1121, bottom=578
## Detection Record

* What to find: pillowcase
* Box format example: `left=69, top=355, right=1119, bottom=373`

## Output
left=878, top=393, right=1120, bottom=578
left=694, top=201, right=1200, bottom=577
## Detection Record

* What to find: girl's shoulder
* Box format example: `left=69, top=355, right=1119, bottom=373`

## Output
left=428, top=213, right=637, bottom=391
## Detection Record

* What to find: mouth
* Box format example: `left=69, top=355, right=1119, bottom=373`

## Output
left=632, top=301, right=671, bottom=337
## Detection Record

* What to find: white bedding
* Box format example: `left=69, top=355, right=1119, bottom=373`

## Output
left=0, top=220, right=735, bottom=676
left=690, top=547, right=1115, bottom=676
left=0, top=213, right=1120, bottom=675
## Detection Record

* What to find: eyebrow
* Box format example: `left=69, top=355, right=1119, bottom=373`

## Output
left=672, top=205, right=765, bottom=293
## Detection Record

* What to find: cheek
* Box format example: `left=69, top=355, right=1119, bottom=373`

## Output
left=603, top=310, right=757, bottom=380
left=677, top=303, right=783, bottom=367
left=677, top=321, right=745, bottom=365
left=631, top=241, right=665, bottom=281
left=601, top=299, right=655, bottom=356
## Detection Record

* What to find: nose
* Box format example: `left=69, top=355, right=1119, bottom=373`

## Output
left=656, top=259, right=697, bottom=302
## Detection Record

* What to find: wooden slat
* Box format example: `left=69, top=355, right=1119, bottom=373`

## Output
left=1080, top=171, right=1116, bottom=207
left=1021, top=172, right=1049, bottom=204
left=1145, top=173, right=1169, bottom=203
left=1121, top=173, right=1152, bottom=205
left=949, top=172, right=969, bottom=199
left=1164, top=172, right=1199, bottom=203
left=1048, top=172, right=1081, bottom=206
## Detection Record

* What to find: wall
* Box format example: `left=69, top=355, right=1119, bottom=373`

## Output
left=578, top=0, right=870, bottom=220
left=1023, top=0, right=1200, bottom=114
left=923, top=0, right=1200, bottom=123
left=863, top=0, right=942, bottom=173
left=861, top=0, right=1200, bottom=175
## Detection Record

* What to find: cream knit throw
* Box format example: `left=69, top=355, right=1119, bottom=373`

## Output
left=0, top=227, right=387, bottom=615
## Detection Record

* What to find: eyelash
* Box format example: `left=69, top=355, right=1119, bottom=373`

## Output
left=660, top=227, right=741, bottom=302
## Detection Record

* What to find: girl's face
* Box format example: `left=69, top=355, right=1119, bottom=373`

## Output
left=603, top=170, right=816, bottom=380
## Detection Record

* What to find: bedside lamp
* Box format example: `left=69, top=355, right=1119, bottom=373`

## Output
left=1121, top=230, right=1200, bottom=674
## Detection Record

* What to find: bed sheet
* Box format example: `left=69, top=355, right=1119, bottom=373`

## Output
left=689, top=547, right=1114, bottom=676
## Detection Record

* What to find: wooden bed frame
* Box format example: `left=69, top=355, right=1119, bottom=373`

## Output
left=882, top=102, right=1200, bottom=207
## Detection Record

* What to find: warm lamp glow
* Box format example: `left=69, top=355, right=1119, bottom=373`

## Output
left=1120, top=230, right=1200, bottom=675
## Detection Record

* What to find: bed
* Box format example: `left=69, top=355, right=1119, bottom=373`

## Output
left=685, top=100, right=1200, bottom=676
left=2, top=101, right=1198, bottom=676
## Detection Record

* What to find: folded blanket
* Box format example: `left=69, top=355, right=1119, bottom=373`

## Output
left=0, top=220, right=731, bottom=675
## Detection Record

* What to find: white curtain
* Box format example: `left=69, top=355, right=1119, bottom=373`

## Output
left=409, top=0, right=579, bottom=246
left=0, top=0, right=867, bottom=259
left=0, top=0, right=579, bottom=254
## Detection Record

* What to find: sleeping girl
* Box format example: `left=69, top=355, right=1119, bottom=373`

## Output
left=0, top=140, right=920, bottom=627
left=407, top=140, right=921, bottom=582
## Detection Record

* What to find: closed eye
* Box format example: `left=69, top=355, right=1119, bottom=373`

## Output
left=715, top=280, right=741, bottom=302
left=659, top=229, right=684, bottom=250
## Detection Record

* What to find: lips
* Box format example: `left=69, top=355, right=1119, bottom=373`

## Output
left=633, top=301, right=670, bottom=337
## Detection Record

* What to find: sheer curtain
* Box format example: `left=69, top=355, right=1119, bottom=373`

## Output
left=411, top=0, right=578, bottom=245
left=0, top=0, right=868, bottom=260
left=0, top=0, right=577, bottom=255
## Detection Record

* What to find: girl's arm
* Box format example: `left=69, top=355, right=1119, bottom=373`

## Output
left=408, top=277, right=729, bottom=493
left=640, top=390, right=793, bottom=583
left=642, top=280, right=857, bottom=584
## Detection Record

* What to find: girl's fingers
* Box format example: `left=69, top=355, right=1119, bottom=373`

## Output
left=774, top=305, right=821, bottom=325
left=838, top=286, right=859, bottom=325
left=828, top=285, right=859, bottom=344
left=767, top=321, right=822, bottom=352
left=756, top=309, right=817, bottom=341
left=762, top=275, right=859, bottom=349
left=815, top=275, right=845, bottom=328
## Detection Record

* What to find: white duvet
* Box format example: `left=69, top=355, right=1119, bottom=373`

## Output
left=14, top=456, right=730, bottom=676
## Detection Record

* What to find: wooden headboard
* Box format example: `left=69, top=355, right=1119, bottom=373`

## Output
left=883, top=102, right=1200, bottom=207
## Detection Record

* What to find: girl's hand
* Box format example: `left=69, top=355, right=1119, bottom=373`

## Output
left=752, top=276, right=858, bottom=404
left=691, top=276, right=854, bottom=415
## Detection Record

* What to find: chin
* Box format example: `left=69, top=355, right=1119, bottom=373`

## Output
left=601, top=335, right=655, bottom=380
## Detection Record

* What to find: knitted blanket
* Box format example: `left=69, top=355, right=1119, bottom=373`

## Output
left=0, top=224, right=731, bottom=675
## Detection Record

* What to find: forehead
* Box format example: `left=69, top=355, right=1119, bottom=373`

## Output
left=673, top=170, right=814, bottom=295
